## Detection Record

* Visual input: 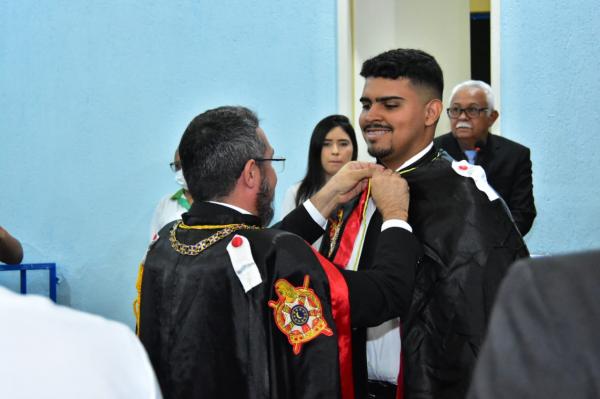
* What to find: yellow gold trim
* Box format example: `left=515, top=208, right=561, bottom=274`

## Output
left=349, top=179, right=371, bottom=271
left=178, top=222, right=246, bottom=230
left=133, top=262, right=144, bottom=335
left=350, top=0, right=356, bottom=122
left=398, top=167, right=417, bottom=175
left=327, top=208, right=345, bottom=259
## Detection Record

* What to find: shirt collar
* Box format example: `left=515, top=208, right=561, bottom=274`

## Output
left=207, top=201, right=253, bottom=215
left=394, top=142, right=434, bottom=172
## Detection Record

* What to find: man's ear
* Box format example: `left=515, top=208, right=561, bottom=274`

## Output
left=240, top=158, right=260, bottom=189
left=425, top=99, right=443, bottom=127
left=488, top=110, right=499, bottom=126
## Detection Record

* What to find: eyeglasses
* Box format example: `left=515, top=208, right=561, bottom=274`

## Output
left=255, top=157, right=286, bottom=173
left=447, top=106, right=489, bottom=119
left=169, top=161, right=181, bottom=172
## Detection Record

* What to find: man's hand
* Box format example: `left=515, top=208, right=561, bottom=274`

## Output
left=0, top=226, right=24, bottom=264
left=370, top=169, right=410, bottom=222
left=330, top=161, right=384, bottom=203
left=310, top=161, right=383, bottom=217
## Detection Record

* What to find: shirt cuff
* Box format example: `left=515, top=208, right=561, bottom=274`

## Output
left=303, top=200, right=328, bottom=230
left=381, top=219, right=412, bottom=233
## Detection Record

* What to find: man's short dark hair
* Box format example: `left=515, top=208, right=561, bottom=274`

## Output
left=179, top=106, right=265, bottom=201
left=360, top=48, right=444, bottom=100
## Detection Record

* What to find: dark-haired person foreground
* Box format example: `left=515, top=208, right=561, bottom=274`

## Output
left=285, top=49, right=529, bottom=398
left=137, top=106, right=422, bottom=398
left=469, top=250, right=600, bottom=399
left=435, top=80, right=536, bottom=236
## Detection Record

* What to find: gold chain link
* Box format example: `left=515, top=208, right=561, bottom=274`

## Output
left=169, top=221, right=261, bottom=256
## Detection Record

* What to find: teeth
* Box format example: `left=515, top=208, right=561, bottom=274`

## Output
left=365, top=129, right=390, bottom=137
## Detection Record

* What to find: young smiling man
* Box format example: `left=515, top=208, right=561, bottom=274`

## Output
left=359, top=63, right=443, bottom=170
left=315, top=49, right=529, bottom=399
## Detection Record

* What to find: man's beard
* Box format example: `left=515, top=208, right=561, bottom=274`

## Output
left=367, top=144, right=393, bottom=160
left=256, top=176, right=274, bottom=226
left=363, top=123, right=394, bottom=160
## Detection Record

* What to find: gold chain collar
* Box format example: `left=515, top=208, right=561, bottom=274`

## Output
left=169, top=221, right=261, bottom=256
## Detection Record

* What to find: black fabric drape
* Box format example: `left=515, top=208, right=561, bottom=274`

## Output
left=321, top=148, right=529, bottom=399
left=139, top=202, right=345, bottom=399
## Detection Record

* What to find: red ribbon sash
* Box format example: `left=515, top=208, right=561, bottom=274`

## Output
left=332, top=187, right=370, bottom=267
left=312, top=248, right=354, bottom=399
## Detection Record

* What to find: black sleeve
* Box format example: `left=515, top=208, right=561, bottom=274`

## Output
left=273, top=204, right=325, bottom=244
left=507, top=148, right=536, bottom=236
left=342, top=227, right=422, bottom=327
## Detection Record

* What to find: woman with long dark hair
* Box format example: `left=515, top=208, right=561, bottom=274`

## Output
left=281, top=115, right=358, bottom=233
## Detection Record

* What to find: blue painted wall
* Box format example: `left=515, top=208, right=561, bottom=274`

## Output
left=0, top=0, right=338, bottom=326
left=501, top=1, right=600, bottom=255
left=7, top=0, right=595, bottom=327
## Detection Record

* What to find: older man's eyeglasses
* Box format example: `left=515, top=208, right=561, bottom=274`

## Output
left=447, top=106, right=489, bottom=119
left=169, top=161, right=182, bottom=172
left=255, top=157, right=286, bottom=173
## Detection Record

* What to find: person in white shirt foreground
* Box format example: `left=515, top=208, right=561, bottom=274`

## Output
left=0, top=286, right=161, bottom=399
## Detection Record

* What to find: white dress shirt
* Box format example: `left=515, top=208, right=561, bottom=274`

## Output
left=361, top=143, right=433, bottom=384
left=0, top=287, right=162, bottom=399
left=282, top=182, right=324, bottom=248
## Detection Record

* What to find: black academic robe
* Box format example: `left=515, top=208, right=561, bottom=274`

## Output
left=320, top=147, right=529, bottom=399
left=434, top=132, right=536, bottom=236
left=139, top=201, right=421, bottom=399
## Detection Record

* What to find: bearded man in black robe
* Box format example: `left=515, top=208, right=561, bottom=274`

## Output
left=137, top=106, right=422, bottom=399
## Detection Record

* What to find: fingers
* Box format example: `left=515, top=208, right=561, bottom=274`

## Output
left=371, top=168, right=395, bottom=178
left=370, top=171, right=410, bottom=221
left=340, top=162, right=386, bottom=183
left=338, top=179, right=369, bottom=203
left=347, top=168, right=375, bottom=181
left=345, top=161, right=370, bottom=170
left=333, top=164, right=392, bottom=202
left=342, top=161, right=384, bottom=171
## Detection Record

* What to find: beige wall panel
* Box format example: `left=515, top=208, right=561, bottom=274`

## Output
left=392, top=0, right=471, bottom=135
left=350, top=0, right=472, bottom=162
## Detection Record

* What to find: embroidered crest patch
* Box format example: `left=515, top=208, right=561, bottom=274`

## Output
left=268, top=275, right=333, bottom=354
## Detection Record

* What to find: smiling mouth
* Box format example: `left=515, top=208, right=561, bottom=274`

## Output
left=364, top=128, right=392, bottom=139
